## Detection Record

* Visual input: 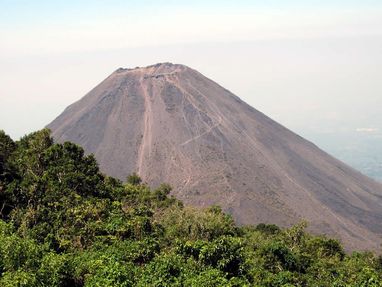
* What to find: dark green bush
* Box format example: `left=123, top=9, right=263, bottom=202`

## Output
left=0, top=129, right=381, bottom=286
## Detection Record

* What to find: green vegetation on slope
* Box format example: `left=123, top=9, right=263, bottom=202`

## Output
left=0, top=129, right=382, bottom=286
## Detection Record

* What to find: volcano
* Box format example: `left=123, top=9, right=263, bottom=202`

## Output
left=48, top=63, right=382, bottom=250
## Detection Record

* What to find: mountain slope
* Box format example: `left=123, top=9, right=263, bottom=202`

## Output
left=47, top=63, right=382, bottom=250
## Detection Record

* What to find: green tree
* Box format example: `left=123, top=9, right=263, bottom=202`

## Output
left=0, top=128, right=381, bottom=286
left=127, top=173, right=142, bottom=185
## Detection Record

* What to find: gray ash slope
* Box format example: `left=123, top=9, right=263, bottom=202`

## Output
left=48, top=63, right=382, bottom=251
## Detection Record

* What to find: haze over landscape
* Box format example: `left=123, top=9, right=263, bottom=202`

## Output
left=1, top=0, right=382, bottom=181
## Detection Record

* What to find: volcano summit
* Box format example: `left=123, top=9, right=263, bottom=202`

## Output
left=48, top=63, right=382, bottom=250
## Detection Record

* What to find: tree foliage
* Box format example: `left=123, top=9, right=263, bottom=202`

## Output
left=0, top=129, right=381, bottom=286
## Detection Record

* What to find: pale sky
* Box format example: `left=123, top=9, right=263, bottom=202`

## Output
left=1, top=0, right=382, bottom=143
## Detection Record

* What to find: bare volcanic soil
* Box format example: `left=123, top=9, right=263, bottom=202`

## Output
left=48, top=63, right=382, bottom=251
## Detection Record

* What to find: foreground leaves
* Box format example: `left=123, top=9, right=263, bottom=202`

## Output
left=0, top=129, right=381, bottom=286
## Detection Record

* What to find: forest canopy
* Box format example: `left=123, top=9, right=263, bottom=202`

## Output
left=0, top=129, right=381, bottom=286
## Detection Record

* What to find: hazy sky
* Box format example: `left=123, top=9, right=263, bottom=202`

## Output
left=1, top=0, right=382, bottom=142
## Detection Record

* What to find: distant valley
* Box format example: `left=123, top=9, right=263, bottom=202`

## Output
left=302, top=131, right=382, bottom=183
